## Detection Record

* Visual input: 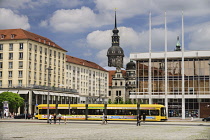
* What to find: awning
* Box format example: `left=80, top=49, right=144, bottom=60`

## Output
left=73, top=95, right=80, bottom=97
left=9, top=90, right=19, bottom=94
left=18, top=90, right=29, bottom=94
left=33, top=91, right=40, bottom=94
left=0, top=90, right=7, bottom=93
left=43, top=92, right=48, bottom=95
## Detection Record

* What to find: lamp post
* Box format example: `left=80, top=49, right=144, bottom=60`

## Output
left=46, top=67, right=53, bottom=123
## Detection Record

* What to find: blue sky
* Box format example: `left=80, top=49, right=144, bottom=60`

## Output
left=0, top=0, right=210, bottom=68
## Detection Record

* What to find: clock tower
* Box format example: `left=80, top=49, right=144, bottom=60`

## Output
left=107, top=10, right=124, bottom=69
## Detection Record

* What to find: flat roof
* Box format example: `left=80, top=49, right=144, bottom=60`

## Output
left=130, top=50, right=210, bottom=60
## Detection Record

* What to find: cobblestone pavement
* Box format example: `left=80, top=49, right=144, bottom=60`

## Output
left=0, top=119, right=210, bottom=140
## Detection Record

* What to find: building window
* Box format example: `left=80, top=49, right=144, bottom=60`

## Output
left=58, top=52, right=60, bottom=59
left=8, top=71, right=12, bottom=78
left=1, top=35, right=5, bottom=39
left=34, top=45, right=37, bottom=52
left=9, top=62, right=13, bottom=69
left=0, top=44, right=3, bottom=50
left=115, top=82, right=117, bottom=86
left=109, top=91, right=111, bottom=96
left=0, top=80, right=2, bottom=87
left=40, top=47, right=42, bottom=53
left=116, top=91, right=118, bottom=96
left=45, top=48, right=47, bottom=55
left=18, top=71, right=23, bottom=78
left=0, top=62, right=2, bottom=68
left=0, top=71, right=2, bottom=78
left=19, top=61, right=23, bottom=69
left=19, top=43, right=23, bottom=50
left=18, top=80, right=22, bottom=86
left=119, top=91, right=121, bottom=96
left=0, top=53, right=3, bottom=59
left=8, top=80, right=12, bottom=87
left=120, top=82, right=122, bottom=86
left=19, top=52, right=23, bottom=59
left=35, top=54, right=37, bottom=62
left=54, top=51, right=56, bottom=57
left=50, top=50, right=52, bottom=57
left=9, top=53, right=13, bottom=60
left=9, top=44, right=13, bottom=51
left=11, top=34, right=15, bottom=39
left=29, top=43, right=32, bottom=51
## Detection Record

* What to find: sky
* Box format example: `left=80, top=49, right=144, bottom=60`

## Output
left=0, top=0, right=210, bottom=68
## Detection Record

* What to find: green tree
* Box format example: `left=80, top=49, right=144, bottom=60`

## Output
left=108, top=99, right=112, bottom=104
left=0, top=92, right=24, bottom=112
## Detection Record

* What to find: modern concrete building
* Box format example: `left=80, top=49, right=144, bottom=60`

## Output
left=130, top=50, right=210, bottom=118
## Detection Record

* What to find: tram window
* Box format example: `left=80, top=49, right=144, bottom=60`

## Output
left=70, top=109, right=85, bottom=115
left=140, top=110, right=149, bottom=116
left=150, top=110, right=159, bottom=116
left=107, top=110, right=137, bottom=115
left=161, top=107, right=166, bottom=116
left=125, top=110, right=136, bottom=115
left=89, top=109, right=103, bottom=115
left=58, top=109, right=68, bottom=115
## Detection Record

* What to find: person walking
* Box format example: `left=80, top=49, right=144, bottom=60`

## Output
left=58, top=113, right=62, bottom=125
left=136, top=114, right=141, bottom=126
left=143, top=113, right=146, bottom=123
left=105, top=114, right=108, bottom=125
left=63, top=114, right=67, bottom=125
left=49, top=114, right=52, bottom=124
left=102, top=113, right=105, bottom=125
left=191, top=114, right=194, bottom=121
left=53, top=113, right=57, bottom=124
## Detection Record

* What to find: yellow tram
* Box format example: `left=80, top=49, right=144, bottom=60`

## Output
left=36, top=104, right=167, bottom=121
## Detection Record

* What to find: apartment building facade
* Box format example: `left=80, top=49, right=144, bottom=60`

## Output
left=0, top=29, right=108, bottom=115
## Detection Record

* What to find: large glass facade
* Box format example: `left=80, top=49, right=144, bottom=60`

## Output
left=136, top=58, right=210, bottom=95
left=135, top=58, right=210, bottom=117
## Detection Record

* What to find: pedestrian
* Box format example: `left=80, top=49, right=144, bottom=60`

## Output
left=53, top=113, right=57, bottom=124
left=49, top=114, right=52, bottom=124
left=191, top=114, right=193, bottom=121
left=58, top=113, right=62, bottom=125
left=105, top=114, right=108, bottom=125
left=64, top=114, right=67, bottom=125
left=143, top=113, right=146, bottom=123
left=137, top=114, right=141, bottom=126
left=102, top=113, right=105, bottom=125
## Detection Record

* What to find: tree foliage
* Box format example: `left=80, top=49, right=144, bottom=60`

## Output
left=0, top=92, right=24, bottom=112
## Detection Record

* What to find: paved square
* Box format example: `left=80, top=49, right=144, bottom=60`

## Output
left=0, top=120, right=210, bottom=140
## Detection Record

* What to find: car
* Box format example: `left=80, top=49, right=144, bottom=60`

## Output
left=14, top=114, right=32, bottom=119
left=202, top=117, right=210, bottom=122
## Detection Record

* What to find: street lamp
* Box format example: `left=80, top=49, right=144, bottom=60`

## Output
left=46, top=67, right=53, bottom=123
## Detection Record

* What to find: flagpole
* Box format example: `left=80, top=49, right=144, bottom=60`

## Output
left=149, top=12, right=152, bottom=104
left=181, top=11, right=185, bottom=120
left=164, top=11, right=168, bottom=118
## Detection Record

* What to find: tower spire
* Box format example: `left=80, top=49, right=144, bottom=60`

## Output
left=175, top=36, right=181, bottom=51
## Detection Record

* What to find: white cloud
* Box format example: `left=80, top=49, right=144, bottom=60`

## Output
left=86, top=26, right=179, bottom=53
left=96, top=49, right=108, bottom=67
left=188, top=23, right=210, bottom=50
left=42, top=7, right=97, bottom=32
left=0, top=0, right=82, bottom=9
left=0, top=0, right=30, bottom=9
left=87, top=30, right=112, bottom=49
left=0, top=8, right=30, bottom=30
